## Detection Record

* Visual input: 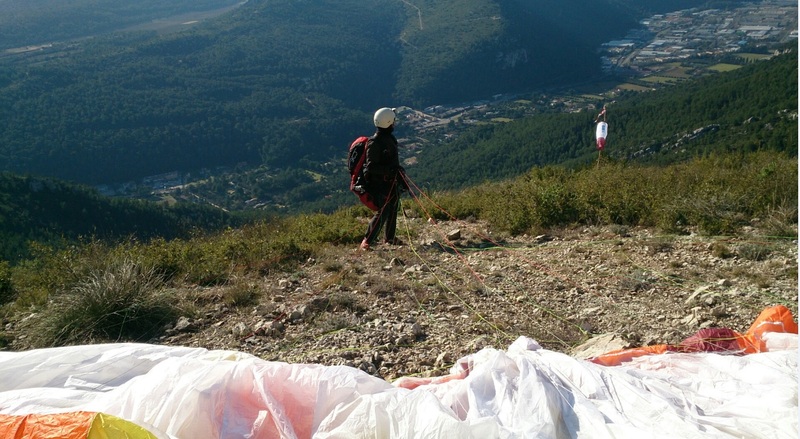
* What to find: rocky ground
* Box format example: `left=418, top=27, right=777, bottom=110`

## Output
left=153, top=218, right=798, bottom=382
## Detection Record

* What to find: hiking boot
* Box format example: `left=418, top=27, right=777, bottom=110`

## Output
left=385, top=238, right=404, bottom=246
left=359, top=239, right=371, bottom=251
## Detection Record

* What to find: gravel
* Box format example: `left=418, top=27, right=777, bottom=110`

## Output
left=153, top=220, right=798, bottom=382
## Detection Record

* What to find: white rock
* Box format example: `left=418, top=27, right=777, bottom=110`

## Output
left=570, top=333, right=629, bottom=359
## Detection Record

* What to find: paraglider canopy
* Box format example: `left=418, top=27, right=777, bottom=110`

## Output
left=0, top=305, right=796, bottom=438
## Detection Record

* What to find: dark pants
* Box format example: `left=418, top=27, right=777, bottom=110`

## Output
left=363, top=182, right=399, bottom=245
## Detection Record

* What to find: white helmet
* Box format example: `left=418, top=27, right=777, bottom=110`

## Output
left=373, top=107, right=396, bottom=128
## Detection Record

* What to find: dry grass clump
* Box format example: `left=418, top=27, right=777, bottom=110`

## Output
left=26, top=259, right=178, bottom=347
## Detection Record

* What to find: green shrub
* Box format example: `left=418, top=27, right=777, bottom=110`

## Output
left=482, top=184, right=533, bottom=234
left=222, top=280, right=262, bottom=308
left=421, top=152, right=795, bottom=236
left=737, top=243, right=772, bottom=261
left=653, top=203, right=690, bottom=234
left=677, top=187, right=748, bottom=235
left=10, top=241, right=108, bottom=308
left=416, top=188, right=485, bottom=222
left=27, top=258, right=178, bottom=347
left=287, top=212, right=364, bottom=246
left=759, top=206, right=798, bottom=239
left=572, top=163, right=652, bottom=226
left=530, top=182, right=580, bottom=228
left=710, top=242, right=734, bottom=259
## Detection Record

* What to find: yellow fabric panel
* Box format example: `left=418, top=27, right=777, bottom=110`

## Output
left=88, top=413, right=159, bottom=439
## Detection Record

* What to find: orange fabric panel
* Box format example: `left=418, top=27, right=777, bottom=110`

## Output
left=0, top=411, right=95, bottom=439
left=589, top=345, right=669, bottom=367
left=735, top=333, right=761, bottom=354
left=0, top=414, right=26, bottom=439
left=746, top=305, right=798, bottom=338
left=737, top=305, right=799, bottom=354
left=591, top=305, right=798, bottom=366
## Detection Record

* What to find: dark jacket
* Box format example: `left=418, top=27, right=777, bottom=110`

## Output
left=363, top=128, right=400, bottom=184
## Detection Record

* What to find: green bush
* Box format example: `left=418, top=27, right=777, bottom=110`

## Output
left=27, top=258, right=179, bottom=347
left=530, top=182, right=580, bottom=228
left=572, top=162, right=646, bottom=225
left=412, top=188, right=485, bottom=222
left=679, top=190, right=748, bottom=236
left=10, top=241, right=108, bottom=308
left=759, top=206, right=798, bottom=239
left=222, top=280, right=262, bottom=308
left=400, top=151, right=798, bottom=236
left=483, top=183, right=534, bottom=234
left=737, top=243, right=772, bottom=261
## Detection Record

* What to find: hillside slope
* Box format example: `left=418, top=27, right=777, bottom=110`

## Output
left=0, top=40, right=793, bottom=263
left=6, top=221, right=796, bottom=383
left=1, top=149, right=796, bottom=383
left=189, top=49, right=797, bottom=214
left=0, top=0, right=735, bottom=185
left=411, top=50, right=798, bottom=189
left=393, top=0, right=699, bottom=105
left=0, top=173, right=237, bottom=263
left=0, top=0, right=241, bottom=50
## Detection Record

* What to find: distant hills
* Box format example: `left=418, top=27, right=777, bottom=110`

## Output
left=411, top=49, right=798, bottom=189
left=0, top=0, right=242, bottom=50
left=392, top=0, right=703, bottom=105
left=0, top=0, right=746, bottom=185
left=181, top=48, right=796, bottom=212
left=0, top=34, right=794, bottom=264
left=0, top=173, right=238, bottom=263
left=0, top=0, right=792, bottom=264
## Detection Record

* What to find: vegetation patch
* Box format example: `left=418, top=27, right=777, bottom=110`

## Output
left=0, top=150, right=796, bottom=350
left=708, top=63, right=742, bottom=72
left=642, top=75, right=682, bottom=84
left=736, top=53, right=772, bottom=62
left=616, top=83, right=653, bottom=91
left=661, top=65, right=692, bottom=78
left=24, top=259, right=179, bottom=347
left=737, top=243, right=773, bottom=261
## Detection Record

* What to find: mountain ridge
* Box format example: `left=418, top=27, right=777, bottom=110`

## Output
left=0, top=0, right=749, bottom=184
left=0, top=46, right=794, bottom=263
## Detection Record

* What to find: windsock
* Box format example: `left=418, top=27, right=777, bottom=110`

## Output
left=595, top=106, right=607, bottom=122
left=596, top=121, right=608, bottom=150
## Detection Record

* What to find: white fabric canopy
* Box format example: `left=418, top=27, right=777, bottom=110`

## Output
left=0, top=334, right=796, bottom=438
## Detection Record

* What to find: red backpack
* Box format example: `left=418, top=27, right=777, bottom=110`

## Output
left=347, top=136, right=378, bottom=211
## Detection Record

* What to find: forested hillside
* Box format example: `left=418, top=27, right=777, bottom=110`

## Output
left=412, top=50, right=798, bottom=189
left=0, top=16, right=793, bottom=266
left=194, top=49, right=796, bottom=212
left=0, top=0, right=741, bottom=186
left=0, top=0, right=242, bottom=50
left=0, top=174, right=238, bottom=263
left=393, top=0, right=704, bottom=105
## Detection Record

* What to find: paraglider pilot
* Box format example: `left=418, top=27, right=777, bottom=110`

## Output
left=359, top=107, right=408, bottom=251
